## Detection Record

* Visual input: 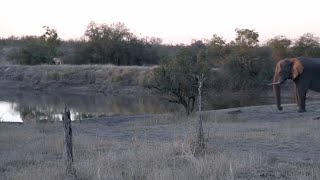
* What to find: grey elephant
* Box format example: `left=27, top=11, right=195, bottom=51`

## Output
left=272, top=57, right=320, bottom=112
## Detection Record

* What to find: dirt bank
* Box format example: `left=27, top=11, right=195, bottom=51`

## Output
left=0, top=65, right=154, bottom=94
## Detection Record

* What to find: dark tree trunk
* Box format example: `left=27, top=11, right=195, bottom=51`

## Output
left=190, top=96, right=195, bottom=113
left=182, top=102, right=191, bottom=116
left=182, top=96, right=196, bottom=116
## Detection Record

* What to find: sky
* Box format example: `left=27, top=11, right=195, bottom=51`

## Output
left=1, top=0, right=320, bottom=44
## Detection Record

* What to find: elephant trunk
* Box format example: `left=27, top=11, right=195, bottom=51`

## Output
left=273, top=74, right=283, bottom=111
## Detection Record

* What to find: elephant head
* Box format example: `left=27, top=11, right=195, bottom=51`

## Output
left=272, top=58, right=304, bottom=111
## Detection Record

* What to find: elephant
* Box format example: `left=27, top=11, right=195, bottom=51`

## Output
left=272, top=57, right=320, bottom=112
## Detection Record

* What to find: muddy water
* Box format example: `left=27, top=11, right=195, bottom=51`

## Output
left=0, top=89, right=300, bottom=122
left=0, top=90, right=180, bottom=122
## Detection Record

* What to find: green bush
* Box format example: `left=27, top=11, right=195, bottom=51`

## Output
left=147, top=46, right=210, bottom=115
left=292, top=33, right=320, bottom=57
left=81, top=22, right=161, bottom=65
left=11, top=27, right=60, bottom=65
left=13, top=37, right=53, bottom=65
left=223, top=47, right=274, bottom=91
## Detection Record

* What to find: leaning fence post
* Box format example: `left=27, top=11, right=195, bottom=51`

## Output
left=62, top=107, right=75, bottom=175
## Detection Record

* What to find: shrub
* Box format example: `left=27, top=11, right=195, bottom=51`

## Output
left=223, top=47, right=274, bottom=91
left=13, top=37, right=52, bottom=65
left=81, top=22, right=161, bottom=65
left=292, top=33, right=320, bottom=57
left=11, top=27, right=60, bottom=65
left=147, top=47, right=210, bottom=115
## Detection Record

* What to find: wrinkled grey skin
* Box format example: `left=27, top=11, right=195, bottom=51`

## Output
left=272, top=57, right=320, bottom=112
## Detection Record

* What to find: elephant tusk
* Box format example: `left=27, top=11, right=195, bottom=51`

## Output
left=268, top=82, right=281, bottom=86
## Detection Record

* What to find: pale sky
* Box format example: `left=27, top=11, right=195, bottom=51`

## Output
left=1, top=0, right=320, bottom=44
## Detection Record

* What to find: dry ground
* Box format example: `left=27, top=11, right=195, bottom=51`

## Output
left=1, top=102, right=320, bottom=180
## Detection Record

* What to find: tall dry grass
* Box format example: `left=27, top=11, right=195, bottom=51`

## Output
left=1, top=108, right=320, bottom=180
left=0, top=122, right=267, bottom=180
left=0, top=65, right=155, bottom=94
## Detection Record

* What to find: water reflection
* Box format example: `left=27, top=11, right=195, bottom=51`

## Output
left=15, top=105, right=80, bottom=122
left=0, top=102, right=22, bottom=122
left=0, top=88, right=309, bottom=122
left=0, top=90, right=179, bottom=122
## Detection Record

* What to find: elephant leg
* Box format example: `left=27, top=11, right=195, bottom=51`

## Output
left=297, top=89, right=307, bottom=113
left=294, top=86, right=300, bottom=107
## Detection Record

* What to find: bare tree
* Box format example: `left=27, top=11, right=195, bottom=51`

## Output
left=195, top=74, right=207, bottom=156
left=147, top=46, right=209, bottom=116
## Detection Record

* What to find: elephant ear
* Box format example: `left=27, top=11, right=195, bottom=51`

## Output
left=290, top=58, right=304, bottom=79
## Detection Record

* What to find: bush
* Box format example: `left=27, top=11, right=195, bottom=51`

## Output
left=292, top=33, right=320, bottom=57
left=223, top=47, right=274, bottom=91
left=11, top=27, right=60, bottom=65
left=147, top=47, right=210, bottom=115
left=81, top=22, right=161, bottom=65
left=12, top=37, right=53, bottom=65
left=58, top=40, right=90, bottom=64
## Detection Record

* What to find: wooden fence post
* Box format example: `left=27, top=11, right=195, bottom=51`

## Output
left=62, top=107, right=75, bottom=175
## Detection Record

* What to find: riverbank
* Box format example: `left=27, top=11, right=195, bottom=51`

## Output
left=1, top=103, right=320, bottom=179
left=2, top=64, right=320, bottom=117
left=0, top=65, right=154, bottom=95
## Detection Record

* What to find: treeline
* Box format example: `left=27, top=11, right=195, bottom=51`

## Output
left=0, top=22, right=183, bottom=65
left=1, top=22, right=320, bottom=66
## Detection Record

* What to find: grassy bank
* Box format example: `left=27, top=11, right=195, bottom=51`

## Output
left=0, top=65, right=154, bottom=94
left=2, top=103, right=320, bottom=179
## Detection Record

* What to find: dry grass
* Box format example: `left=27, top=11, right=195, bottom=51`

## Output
left=0, top=65, right=155, bottom=94
left=0, top=123, right=263, bottom=180
left=2, top=104, right=320, bottom=180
